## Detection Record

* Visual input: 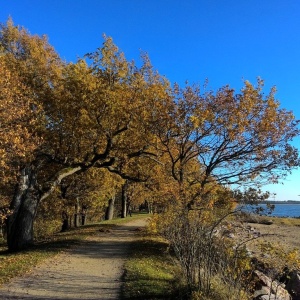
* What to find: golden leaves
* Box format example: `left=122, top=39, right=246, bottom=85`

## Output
left=0, top=60, right=40, bottom=169
left=0, top=19, right=299, bottom=224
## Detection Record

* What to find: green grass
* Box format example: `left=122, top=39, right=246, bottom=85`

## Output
left=0, top=213, right=149, bottom=286
left=122, top=235, right=182, bottom=300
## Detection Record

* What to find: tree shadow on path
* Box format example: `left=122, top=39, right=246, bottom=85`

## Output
left=0, top=220, right=147, bottom=300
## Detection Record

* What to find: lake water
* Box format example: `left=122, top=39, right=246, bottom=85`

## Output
left=246, top=203, right=300, bottom=218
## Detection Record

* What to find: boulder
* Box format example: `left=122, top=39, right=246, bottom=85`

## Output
left=253, top=286, right=271, bottom=298
left=256, top=294, right=276, bottom=300
left=254, top=270, right=291, bottom=300
left=286, top=271, right=300, bottom=300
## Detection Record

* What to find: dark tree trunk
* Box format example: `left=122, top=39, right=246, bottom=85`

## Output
left=61, top=211, right=70, bottom=232
left=7, top=166, right=40, bottom=251
left=121, top=181, right=128, bottom=218
left=74, top=198, right=80, bottom=228
left=81, top=214, right=86, bottom=226
left=81, top=205, right=87, bottom=226
left=105, top=196, right=115, bottom=220
left=6, top=165, right=82, bottom=252
left=60, top=184, right=70, bottom=232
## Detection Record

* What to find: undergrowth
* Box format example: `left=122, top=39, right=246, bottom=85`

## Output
left=122, top=236, right=183, bottom=299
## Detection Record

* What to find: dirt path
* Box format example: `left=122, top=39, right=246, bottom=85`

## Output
left=0, top=218, right=148, bottom=300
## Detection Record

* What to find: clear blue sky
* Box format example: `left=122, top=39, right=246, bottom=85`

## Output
left=1, top=0, right=299, bottom=200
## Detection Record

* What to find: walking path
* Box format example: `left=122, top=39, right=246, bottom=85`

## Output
left=0, top=218, right=148, bottom=300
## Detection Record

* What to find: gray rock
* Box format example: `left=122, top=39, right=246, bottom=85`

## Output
left=253, top=286, right=270, bottom=297
left=254, top=270, right=292, bottom=300
left=257, top=294, right=276, bottom=300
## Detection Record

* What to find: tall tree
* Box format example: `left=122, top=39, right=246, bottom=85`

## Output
left=0, top=51, right=42, bottom=227
left=0, top=21, right=170, bottom=251
left=155, top=80, right=300, bottom=207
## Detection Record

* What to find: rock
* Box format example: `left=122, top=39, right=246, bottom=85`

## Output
left=254, top=270, right=292, bottom=300
left=286, top=271, right=300, bottom=300
left=256, top=294, right=276, bottom=300
left=253, top=231, right=261, bottom=238
left=253, top=286, right=270, bottom=298
left=222, top=229, right=235, bottom=238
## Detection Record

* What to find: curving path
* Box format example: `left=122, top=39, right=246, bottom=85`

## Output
left=0, top=218, right=148, bottom=300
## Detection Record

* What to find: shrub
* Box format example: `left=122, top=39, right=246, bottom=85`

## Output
left=155, top=204, right=252, bottom=299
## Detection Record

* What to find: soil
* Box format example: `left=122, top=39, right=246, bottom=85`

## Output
left=247, top=222, right=300, bottom=251
left=244, top=222, right=300, bottom=255
left=0, top=218, right=148, bottom=300
left=227, top=218, right=300, bottom=264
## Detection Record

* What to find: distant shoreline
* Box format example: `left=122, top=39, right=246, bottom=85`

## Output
left=262, top=200, right=300, bottom=204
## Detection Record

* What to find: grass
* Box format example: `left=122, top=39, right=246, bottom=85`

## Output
left=237, top=212, right=300, bottom=226
left=120, top=214, right=299, bottom=300
left=122, top=235, right=182, bottom=300
left=0, top=223, right=101, bottom=285
left=0, top=212, right=180, bottom=298
left=101, top=211, right=150, bottom=225
left=0, top=213, right=149, bottom=286
left=271, top=216, right=300, bottom=226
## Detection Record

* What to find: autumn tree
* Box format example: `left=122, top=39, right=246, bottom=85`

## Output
left=34, top=169, right=113, bottom=236
left=2, top=18, right=299, bottom=254
left=0, top=20, right=170, bottom=251
left=154, top=80, right=300, bottom=208
left=0, top=51, right=42, bottom=229
left=152, top=80, right=299, bottom=296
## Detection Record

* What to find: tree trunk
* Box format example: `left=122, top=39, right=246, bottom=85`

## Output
left=81, top=205, right=87, bottom=226
left=127, top=200, right=132, bottom=217
left=81, top=213, right=86, bottom=226
left=0, top=223, right=7, bottom=239
left=121, top=181, right=128, bottom=218
left=105, top=196, right=115, bottom=220
left=7, top=165, right=82, bottom=252
left=61, top=211, right=70, bottom=232
left=69, top=215, right=73, bottom=228
left=7, top=166, right=40, bottom=251
left=74, top=198, right=80, bottom=228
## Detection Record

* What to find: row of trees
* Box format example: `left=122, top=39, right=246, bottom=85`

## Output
left=0, top=19, right=299, bottom=251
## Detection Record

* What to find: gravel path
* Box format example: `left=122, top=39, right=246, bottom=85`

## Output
left=0, top=218, right=148, bottom=300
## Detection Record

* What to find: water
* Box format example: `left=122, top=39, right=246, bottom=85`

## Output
left=245, top=203, right=300, bottom=218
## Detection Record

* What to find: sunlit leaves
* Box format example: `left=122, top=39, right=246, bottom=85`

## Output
left=160, top=79, right=299, bottom=193
left=1, top=18, right=299, bottom=246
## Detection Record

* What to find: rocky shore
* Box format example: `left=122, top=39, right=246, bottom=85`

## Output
left=225, top=218, right=300, bottom=300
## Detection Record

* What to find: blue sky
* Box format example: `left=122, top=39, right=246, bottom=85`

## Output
left=1, top=0, right=299, bottom=200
